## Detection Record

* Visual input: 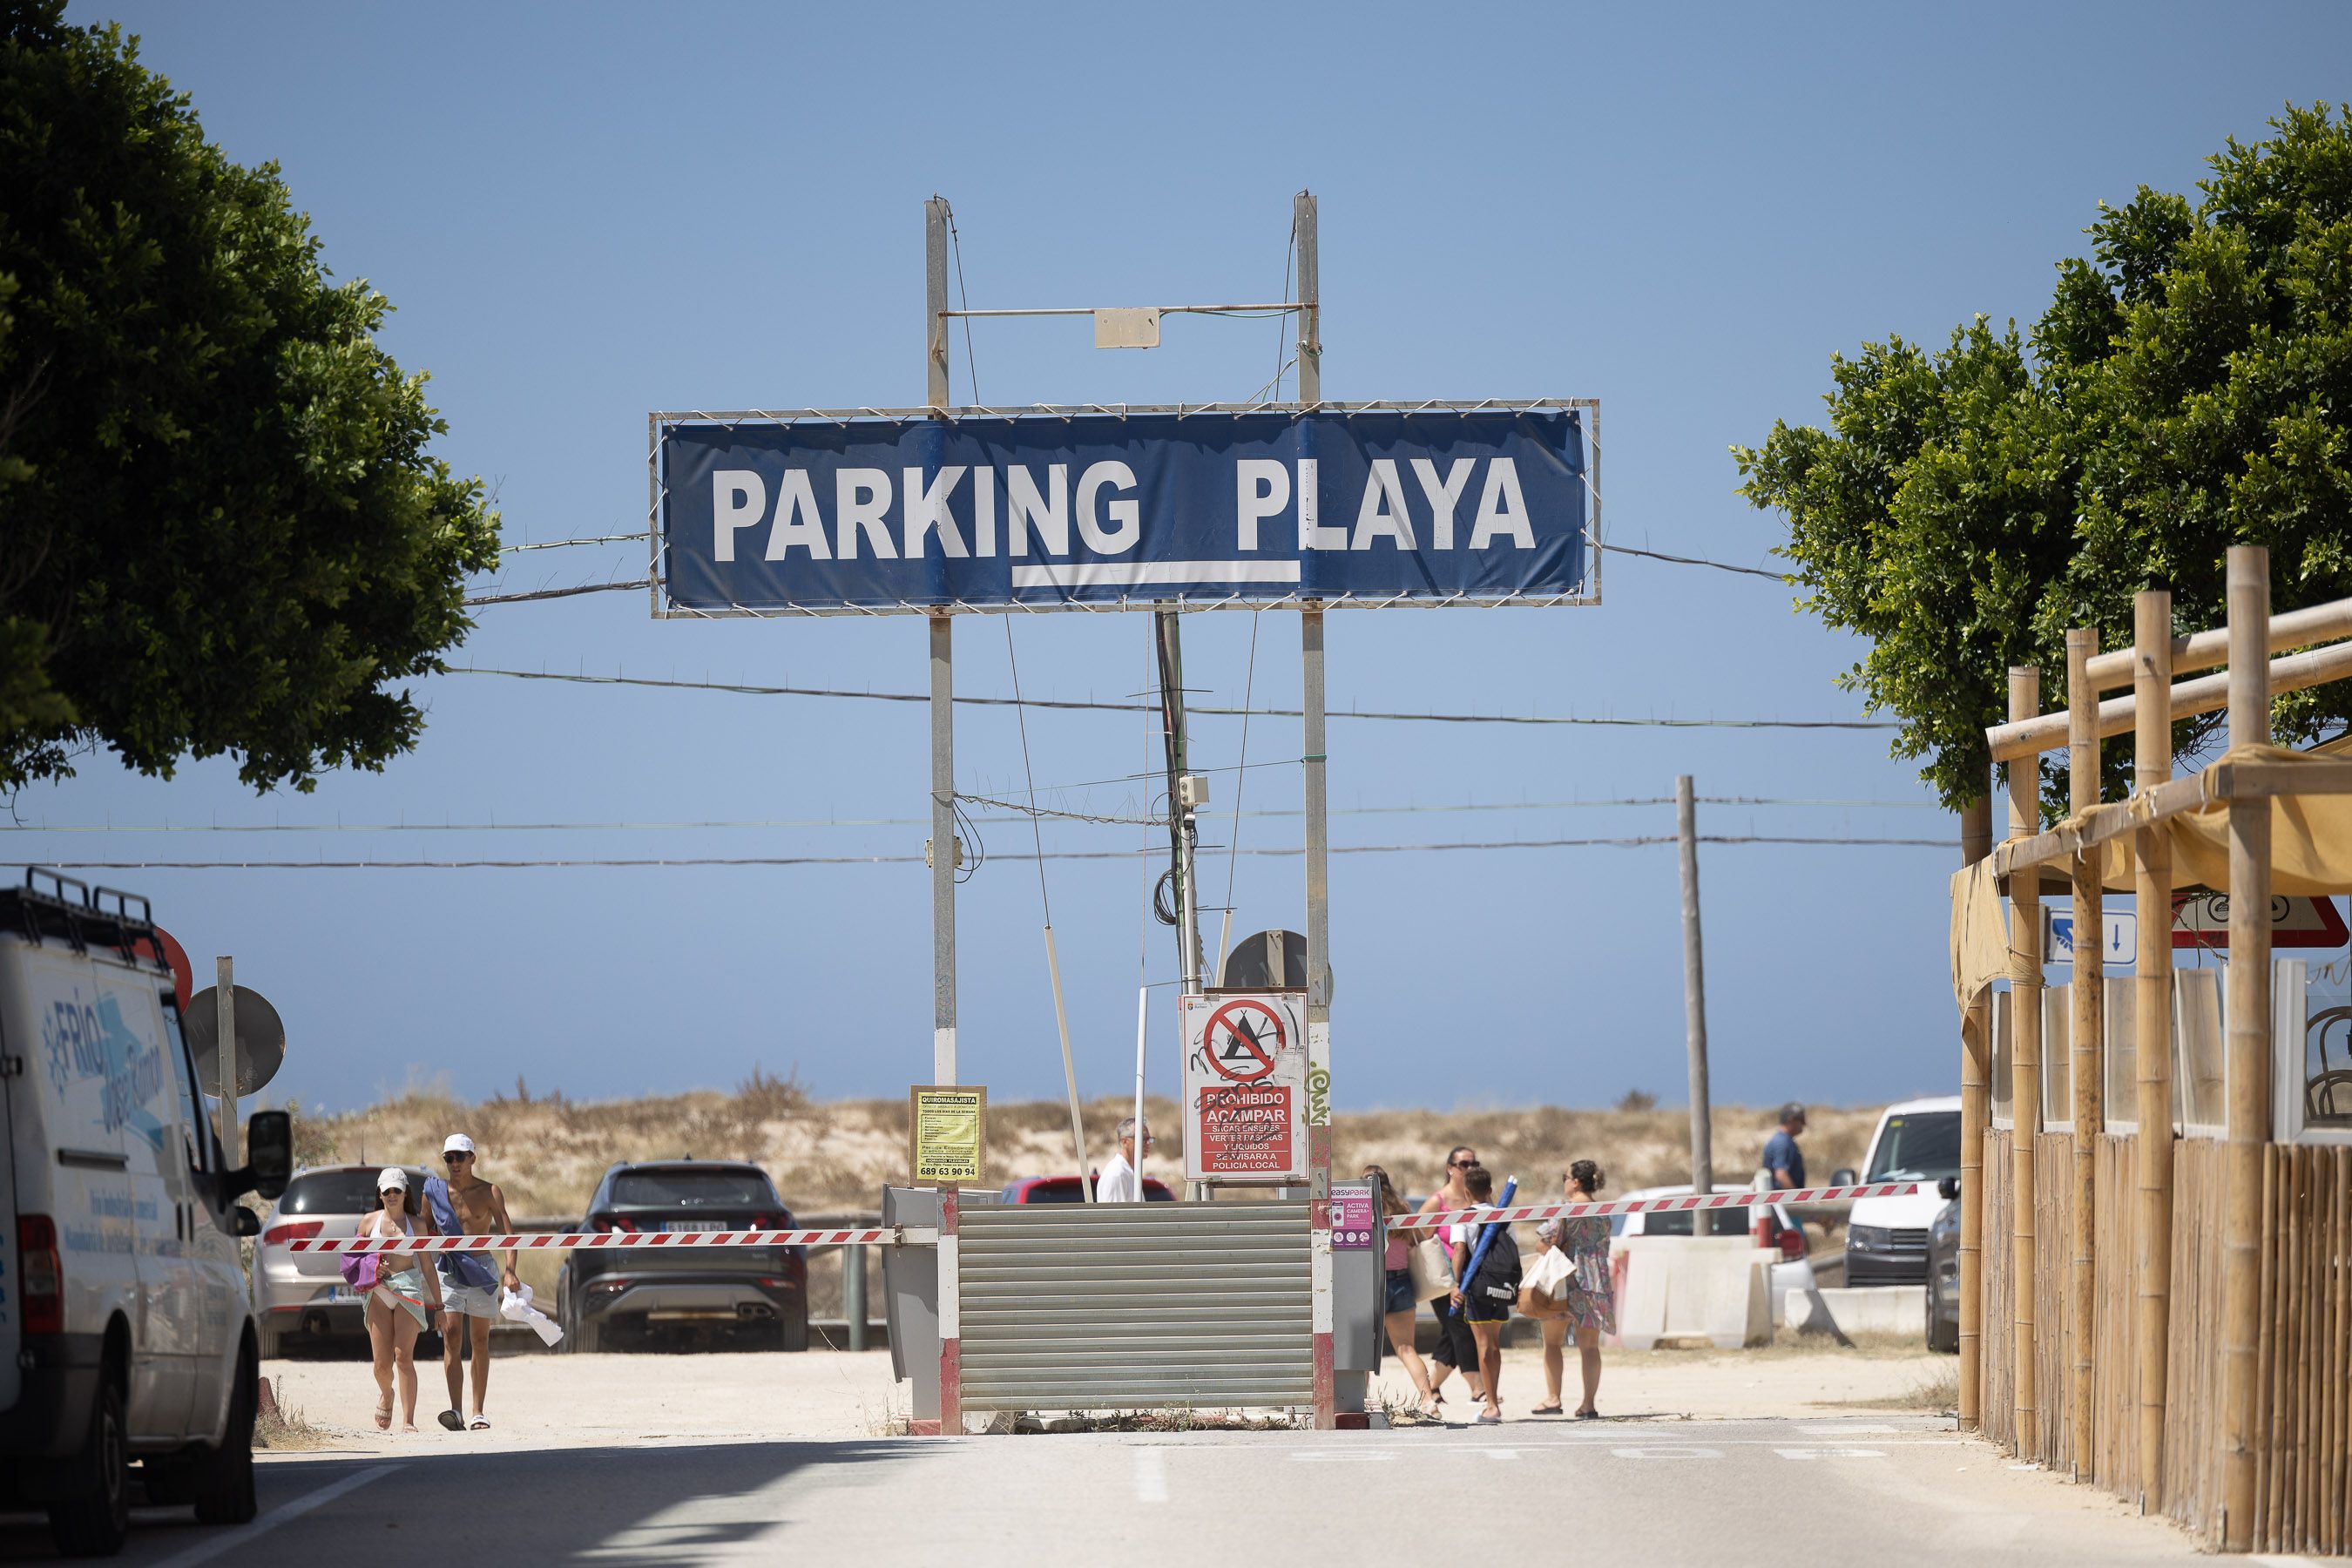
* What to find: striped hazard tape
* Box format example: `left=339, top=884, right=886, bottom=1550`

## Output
left=1389, top=1180, right=1923, bottom=1231
left=286, top=1227, right=938, bottom=1254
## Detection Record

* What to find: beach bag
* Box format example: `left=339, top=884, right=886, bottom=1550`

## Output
left=1517, top=1246, right=1571, bottom=1318
left=1407, top=1235, right=1455, bottom=1301
left=339, top=1251, right=381, bottom=1293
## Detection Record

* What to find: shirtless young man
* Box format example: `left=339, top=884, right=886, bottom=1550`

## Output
left=425, top=1133, right=519, bottom=1431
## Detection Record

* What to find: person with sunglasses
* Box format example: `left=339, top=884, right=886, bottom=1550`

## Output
left=1416, top=1146, right=1485, bottom=1410
left=359, top=1168, right=441, bottom=1433
left=422, top=1133, right=519, bottom=1432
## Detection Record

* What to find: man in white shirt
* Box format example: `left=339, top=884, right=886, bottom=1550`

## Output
left=1095, top=1117, right=1153, bottom=1202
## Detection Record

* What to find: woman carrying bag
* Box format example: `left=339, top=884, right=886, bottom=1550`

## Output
left=1363, top=1166, right=1440, bottom=1421
left=1546, top=1159, right=1615, bottom=1419
left=356, top=1167, right=442, bottom=1433
left=1416, top=1147, right=1485, bottom=1408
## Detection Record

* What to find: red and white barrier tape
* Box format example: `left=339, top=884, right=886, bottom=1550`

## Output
left=1389, top=1181, right=1923, bottom=1232
left=285, top=1227, right=937, bottom=1254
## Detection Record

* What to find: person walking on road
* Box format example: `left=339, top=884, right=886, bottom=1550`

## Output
left=425, top=1133, right=520, bottom=1432
left=1363, top=1165, right=1440, bottom=1421
left=1762, top=1104, right=1808, bottom=1190
left=1541, top=1160, right=1614, bottom=1419
left=360, top=1168, right=442, bottom=1433
left=1449, top=1165, right=1516, bottom=1423
left=1419, top=1146, right=1485, bottom=1406
left=1095, top=1117, right=1153, bottom=1202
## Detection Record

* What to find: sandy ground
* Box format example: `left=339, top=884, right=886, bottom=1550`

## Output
left=260, top=1340, right=1950, bottom=1459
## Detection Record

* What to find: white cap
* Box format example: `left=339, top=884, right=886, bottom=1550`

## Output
left=443, top=1133, right=476, bottom=1156
left=377, top=1167, right=409, bottom=1193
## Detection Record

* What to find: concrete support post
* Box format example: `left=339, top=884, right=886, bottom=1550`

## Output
left=1677, top=776, right=1713, bottom=1235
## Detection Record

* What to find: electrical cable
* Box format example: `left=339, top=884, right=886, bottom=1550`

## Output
left=463, top=578, right=653, bottom=606
left=444, top=666, right=1897, bottom=731
left=1607, top=543, right=1786, bottom=581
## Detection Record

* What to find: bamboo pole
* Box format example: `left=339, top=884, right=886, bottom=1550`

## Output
left=1960, top=791, right=1993, bottom=1431
left=2132, top=589, right=2176, bottom=1512
left=2221, top=543, right=2274, bottom=1551
left=2329, top=1149, right=2348, bottom=1553
left=2258, top=1146, right=2281, bottom=1547
left=2009, top=664, right=2044, bottom=1459
left=2067, top=627, right=2105, bottom=1481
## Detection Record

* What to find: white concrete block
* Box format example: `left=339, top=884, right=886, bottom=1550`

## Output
left=1785, top=1285, right=1926, bottom=1342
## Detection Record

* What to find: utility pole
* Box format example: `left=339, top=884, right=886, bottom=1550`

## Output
left=1155, top=609, right=1206, bottom=991
left=1676, top=778, right=1713, bottom=1233
left=213, top=956, right=240, bottom=1168
left=925, top=196, right=957, bottom=1085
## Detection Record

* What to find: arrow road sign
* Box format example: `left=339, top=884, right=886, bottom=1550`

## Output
left=2044, top=909, right=2139, bottom=969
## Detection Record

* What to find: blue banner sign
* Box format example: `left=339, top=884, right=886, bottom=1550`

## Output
left=654, top=403, right=1591, bottom=613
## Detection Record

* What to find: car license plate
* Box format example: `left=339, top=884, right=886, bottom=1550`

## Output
left=666, top=1220, right=724, bottom=1232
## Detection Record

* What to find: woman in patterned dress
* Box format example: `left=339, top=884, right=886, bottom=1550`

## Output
left=1543, top=1159, right=1613, bottom=1419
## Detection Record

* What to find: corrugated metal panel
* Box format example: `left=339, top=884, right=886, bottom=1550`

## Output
left=957, top=1201, right=1313, bottom=1411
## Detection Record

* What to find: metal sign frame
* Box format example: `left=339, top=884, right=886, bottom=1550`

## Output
left=645, top=399, right=1601, bottom=619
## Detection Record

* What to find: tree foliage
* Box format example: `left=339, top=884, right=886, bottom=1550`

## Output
left=0, top=3, right=498, bottom=794
left=1737, top=104, right=2352, bottom=813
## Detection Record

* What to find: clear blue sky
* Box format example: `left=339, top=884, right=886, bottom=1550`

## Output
left=25, top=2, right=2350, bottom=1125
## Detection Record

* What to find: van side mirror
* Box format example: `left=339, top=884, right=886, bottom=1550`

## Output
left=1937, top=1176, right=1960, bottom=1201
left=231, top=1206, right=261, bottom=1238
left=1831, top=1167, right=1858, bottom=1188
left=237, top=1109, right=294, bottom=1202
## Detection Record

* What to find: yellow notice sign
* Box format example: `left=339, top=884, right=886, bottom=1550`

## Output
left=909, top=1085, right=987, bottom=1187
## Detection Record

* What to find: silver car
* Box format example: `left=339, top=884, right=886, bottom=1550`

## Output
left=1612, top=1183, right=1821, bottom=1327
left=252, top=1164, right=430, bottom=1357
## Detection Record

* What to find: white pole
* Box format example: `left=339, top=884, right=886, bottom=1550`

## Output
left=1044, top=927, right=1092, bottom=1202
left=215, top=956, right=239, bottom=1169
left=1133, top=985, right=1150, bottom=1203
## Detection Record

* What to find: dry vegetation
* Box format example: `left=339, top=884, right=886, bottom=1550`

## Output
left=289, top=1076, right=1882, bottom=1218
left=282, top=1078, right=1884, bottom=1319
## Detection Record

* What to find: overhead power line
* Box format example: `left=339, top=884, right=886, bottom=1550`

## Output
left=444, top=666, right=1898, bottom=732
left=1, top=794, right=1944, bottom=837
left=1607, top=543, right=1788, bottom=581
left=497, top=533, right=651, bottom=554
left=37, top=834, right=1955, bottom=871
left=464, top=578, right=653, bottom=606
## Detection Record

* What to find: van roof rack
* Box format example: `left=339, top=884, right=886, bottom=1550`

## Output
left=2, top=867, right=166, bottom=973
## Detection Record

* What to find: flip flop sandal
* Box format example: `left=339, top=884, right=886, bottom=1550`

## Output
left=1475, top=1410, right=1503, bottom=1425
left=1573, top=1409, right=1603, bottom=1420
left=469, top=1415, right=491, bottom=1430
left=374, top=1395, right=394, bottom=1431
left=438, top=1409, right=465, bottom=1431
left=1528, top=1403, right=1565, bottom=1416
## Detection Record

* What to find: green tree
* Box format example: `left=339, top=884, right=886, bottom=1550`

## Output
left=0, top=3, right=498, bottom=794
left=1737, top=104, right=2352, bottom=813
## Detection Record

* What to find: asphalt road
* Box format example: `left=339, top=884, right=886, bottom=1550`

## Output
left=0, top=1416, right=2201, bottom=1565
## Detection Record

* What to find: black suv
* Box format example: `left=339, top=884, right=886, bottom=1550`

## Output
left=554, top=1161, right=808, bottom=1353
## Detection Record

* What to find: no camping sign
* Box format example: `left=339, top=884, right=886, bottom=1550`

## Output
left=1180, top=993, right=1308, bottom=1184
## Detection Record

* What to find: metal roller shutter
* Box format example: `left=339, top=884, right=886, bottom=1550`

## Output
left=956, top=1200, right=1313, bottom=1412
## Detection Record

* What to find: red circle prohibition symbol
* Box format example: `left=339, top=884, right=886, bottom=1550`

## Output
left=1201, top=999, right=1287, bottom=1082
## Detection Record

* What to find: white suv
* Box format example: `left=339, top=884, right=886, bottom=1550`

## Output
left=1841, top=1096, right=1963, bottom=1288
left=0, top=872, right=291, bottom=1557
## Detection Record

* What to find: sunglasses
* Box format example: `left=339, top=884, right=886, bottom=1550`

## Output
left=443, top=1152, right=470, bottom=1164
left=1450, top=1158, right=1479, bottom=1169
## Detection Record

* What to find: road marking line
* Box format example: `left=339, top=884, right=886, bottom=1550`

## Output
left=1289, top=1451, right=1397, bottom=1462
left=1800, top=1423, right=1901, bottom=1436
left=1484, top=1450, right=1519, bottom=1461
left=1133, top=1447, right=1168, bottom=1504
left=1612, top=1446, right=1724, bottom=1460
left=152, top=1463, right=401, bottom=1568
left=1774, top=1448, right=1887, bottom=1460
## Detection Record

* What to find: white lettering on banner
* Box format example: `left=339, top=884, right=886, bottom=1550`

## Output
left=1236, top=460, right=1289, bottom=551
left=835, top=469, right=897, bottom=559
left=1350, top=459, right=1416, bottom=551
left=766, top=470, right=830, bottom=560
left=713, top=470, right=765, bottom=563
left=1297, top=458, right=1347, bottom=551
left=1076, top=461, right=1140, bottom=554
left=970, top=466, right=997, bottom=558
left=1411, top=457, right=1476, bottom=551
left=902, top=466, right=971, bottom=558
left=1006, top=464, right=1069, bottom=558
left=1470, top=459, right=1533, bottom=550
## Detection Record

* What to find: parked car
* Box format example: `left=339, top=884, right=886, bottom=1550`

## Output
left=999, top=1175, right=1177, bottom=1203
left=1612, top=1183, right=1817, bottom=1325
left=1842, top=1096, right=1963, bottom=1288
left=252, top=1165, right=432, bottom=1359
left=1924, top=1176, right=1961, bottom=1353
left=555, top=1161, right=808, bottom=1354
left=0, top=870, right=292, bottom=1556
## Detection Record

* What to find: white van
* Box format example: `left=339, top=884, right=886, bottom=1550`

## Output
left=0, top=871, right=291, bottom=1557
left=1840, top=1094, right=1963, bottom=1288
